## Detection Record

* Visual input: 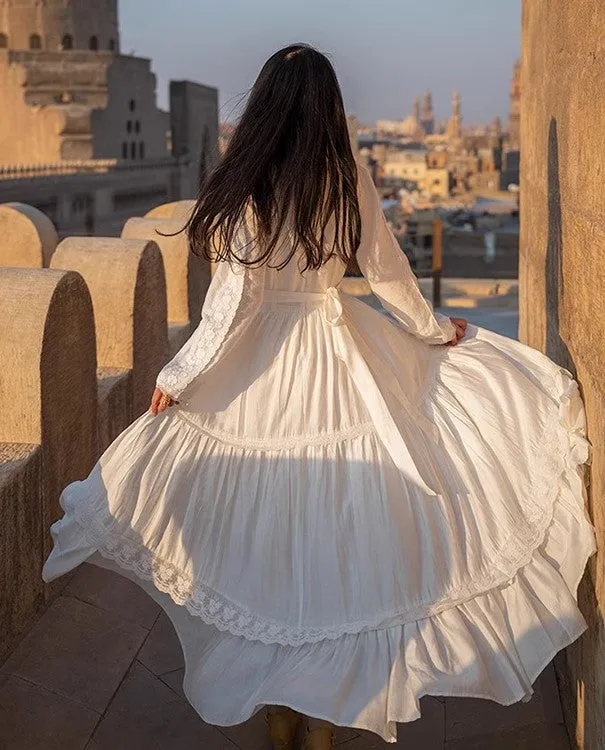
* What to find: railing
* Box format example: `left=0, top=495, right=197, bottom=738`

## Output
left=0, top=160, right=116, bottom=179
left=0, top=157, right=185, bottom=180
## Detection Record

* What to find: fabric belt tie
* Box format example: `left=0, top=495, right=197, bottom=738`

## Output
left=264, top=287, right=440, bottom=496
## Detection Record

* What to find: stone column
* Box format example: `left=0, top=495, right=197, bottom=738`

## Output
left=51, top=237, right=169, bottom=418
left=0, top=203, right=59, bottom=267
left=0, top=267, right=97, bottom=635
left=521, top=2, right=605, bottom=747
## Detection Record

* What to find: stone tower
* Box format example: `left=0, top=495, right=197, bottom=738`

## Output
left=508, top=59, right=521, bottom=148
left=447, top=90, right=462, bottom=140
left=412, top=95, right=420, bottom=122
left=0, top=0, right=120, bottom=53
left=421, top=90, right=434, bottom=135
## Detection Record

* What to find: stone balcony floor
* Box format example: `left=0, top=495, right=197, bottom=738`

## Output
left=0, top=562, right=571, bottom=750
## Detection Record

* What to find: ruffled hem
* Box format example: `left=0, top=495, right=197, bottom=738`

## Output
left=88, top=532, right=593, bottom=743
left=42, top=346, right=597, bottom=742
left=45, top=361, right=595, bottom=646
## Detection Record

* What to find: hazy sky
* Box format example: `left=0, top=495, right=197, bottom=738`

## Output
left=120, top=0, right=521, bottom=126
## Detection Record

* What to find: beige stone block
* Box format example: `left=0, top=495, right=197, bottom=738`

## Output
left=158, top=666, right=186, bottom=700
left=0, top=267, right=98, bottom=586
left=1, top=595, right=147, bottom=713
left=96, top=367, right=133, bottom=452
left=51, top=237, right=169, bottom=416
left=0, top=444, right=43, bottom=662
left=521, top=5, right=605, bottom=745
left=122, top=216, right=210, bottom=328
left=0, top=673, right=99, bottom=750
left=145, top=200, right=196, bottom=222
left=0, top=202, right=58, bottom=268
left=215, top=705, right=274, bottom=750
left=87, top=661, right=235, bottom=750
left=443, top=722, right=570, bottom=750
left=349, top=697, right=444, bottom=749
left=63, top=562, right=160, bottom=630
left=444, top=677, right=555, bottom=742
left=137, top=611, right=185, bottom=676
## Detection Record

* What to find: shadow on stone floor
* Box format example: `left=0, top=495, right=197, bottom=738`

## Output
left=0, top=563, right=572, bottom=750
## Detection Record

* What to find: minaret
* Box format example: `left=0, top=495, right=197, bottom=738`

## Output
left=412, top=95, right=421, bottom=122
left=508, top=59, right=521, bottom=149
left=489, top=116, right=503, bottom=147
left=0, top=0, right=120, bottom=53
left=421, top=90, right=434, bottom=135
left=447, top=90, right=462, bottom=140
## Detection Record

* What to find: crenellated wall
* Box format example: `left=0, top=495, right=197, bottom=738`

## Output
left=521, top=2, right=605, bottom=748
left=0, top=198, right=210, bottom=662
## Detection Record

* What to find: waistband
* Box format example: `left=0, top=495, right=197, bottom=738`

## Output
left=262, top=288, right=330, bottom=309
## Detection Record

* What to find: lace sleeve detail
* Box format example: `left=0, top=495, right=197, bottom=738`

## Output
left=156, top=225, right=266, bottom=401
left=355, top=162, right=456, bottom=345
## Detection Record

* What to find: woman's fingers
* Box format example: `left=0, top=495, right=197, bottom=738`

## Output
left=445, top=317, right=468, bottom=346
left=150, top=387, right=172, bottom=416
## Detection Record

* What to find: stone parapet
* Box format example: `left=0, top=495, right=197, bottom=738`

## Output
left=51, top=236, right=169, bottom=416
left=0, top=202, right=59, bottom=267
left=122, top=217, right=210, bottom=329
left=0, top=268, right=97, bottom=658
left=521, top=2, right=605, bottom=747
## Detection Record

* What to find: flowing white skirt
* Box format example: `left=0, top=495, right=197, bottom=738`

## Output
left=43, top=296, right=597, bottom=743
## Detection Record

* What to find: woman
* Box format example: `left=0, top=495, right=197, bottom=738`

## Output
left=43, top=44, right=597, bottom=747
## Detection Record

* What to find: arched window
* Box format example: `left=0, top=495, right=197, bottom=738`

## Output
left=0, top=33, right=8, bottom=49
left=29, top=34, right=42, bottom=50
left=108, top=39, right=116, bottom=51
left=121, top=142, right=128, bottom=160
left=126, top=120, right=132, bottom=133
left=61, top=34, right=73, bottom=50
left=139, top=142, right=145, bottom=159
left=130, top=142, right=136, bottom=160
left=129, top=98, right=136, bottom=112
left=89, top=35, right=98, bottom=50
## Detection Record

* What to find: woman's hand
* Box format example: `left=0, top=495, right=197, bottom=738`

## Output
left=150, top=387, right=178, bottom=416
left=445, top=317, right=468, bottom=346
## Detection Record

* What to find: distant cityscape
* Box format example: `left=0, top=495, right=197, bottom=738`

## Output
left=0, top=0, right=520, bottom=281
left=221, top=59, right=521, bottom=279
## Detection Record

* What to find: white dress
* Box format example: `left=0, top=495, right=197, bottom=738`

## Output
left=43, top=162, right=597, bottom=743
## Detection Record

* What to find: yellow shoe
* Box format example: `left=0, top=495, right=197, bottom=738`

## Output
left=265, top=706, right=303, bottom=750
left=302, top=727, right=334, bottom=750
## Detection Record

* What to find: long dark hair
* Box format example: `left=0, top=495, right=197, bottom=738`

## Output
left=185, top=43, right=361, bottom=272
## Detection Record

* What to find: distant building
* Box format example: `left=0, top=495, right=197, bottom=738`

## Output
left=0, top=0, right=218, bottom=234
left=376, top=96, right=424, bottom=138
left=382, top=149, right=427, bottom=183
left=421, top=91, right=435, bottom=135
left=446, top=90, right=463, bottom=141
left=219, top=123, right=235, bottom=155
left=508, top=59, right=521, bottom=149
left=501, top=59, right=521, bottom=188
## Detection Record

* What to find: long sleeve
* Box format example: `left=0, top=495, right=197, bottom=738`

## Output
left=355, top=162, right=456, bottom=345
left=156, top=219, right=266, bottom=402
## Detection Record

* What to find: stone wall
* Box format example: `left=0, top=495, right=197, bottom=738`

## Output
left=520, top=2, right=605, bottom=748
left=92, top=55, right=171, bottom=162
left=0, top=49, right=168, bottom=164
left=0, top=199, right=210, bottom=663
left=0, top=0, right=119, bottom=53
left=170, top=81, right=220, bottom=199
left=0, top=160, right=179, bottom=238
